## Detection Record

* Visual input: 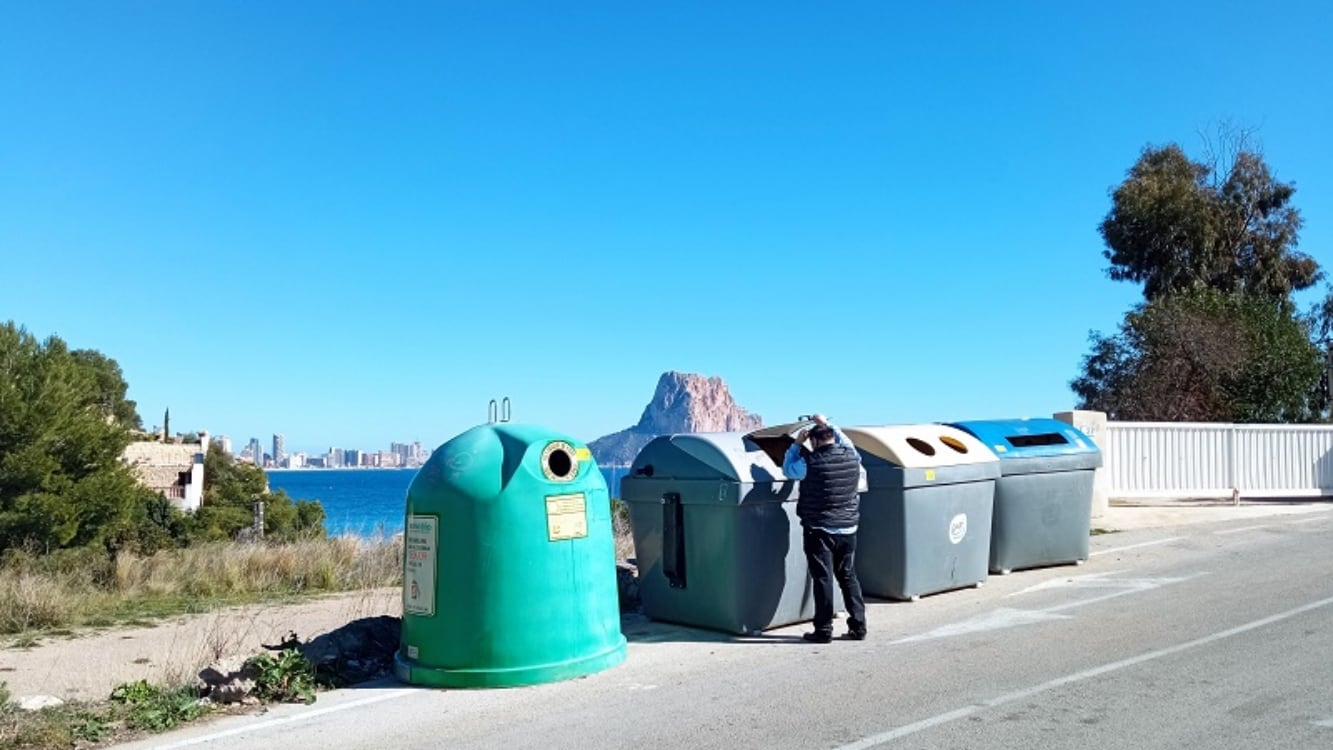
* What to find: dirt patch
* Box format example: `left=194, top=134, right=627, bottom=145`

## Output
left=0, top=588, right=400, bottom=702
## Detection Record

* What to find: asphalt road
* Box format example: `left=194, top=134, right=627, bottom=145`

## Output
left=117, top=510, right=1333, bottom=750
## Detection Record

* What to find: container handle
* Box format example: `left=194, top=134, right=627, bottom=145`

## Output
left=662, top=492, right=686, bottom=589
left=487, top=397, right=513, bottom=424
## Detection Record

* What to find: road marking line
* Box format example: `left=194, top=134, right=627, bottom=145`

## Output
left=148, top=688, right=419, bottom=749
left=1007, top=572, right=1201, bottom=599
left=1043, top=574, right=1206, bottom=614
left=902, top=573, right=1203, bottom=644
left=1089, top=537, right=1184, bottom=557
left=1214, top=525, right=1270, bottom=535
left=1313, top=718, right=1333, bottom=728
left=834, top=594, right=1333, bottom=750
left=891, top=608, right=1071, bottom=644
left=1285, top=517, right=1327, bottom=525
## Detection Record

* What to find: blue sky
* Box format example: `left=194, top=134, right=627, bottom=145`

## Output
left=3, top=1, right=1331, bottom=456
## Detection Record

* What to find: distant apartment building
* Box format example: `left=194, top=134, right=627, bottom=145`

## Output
left=214, top=434, right=232, bottom=455
left=326, top=447, right=342, bottom=468
left=272, top=434, right=285, bottom=467
left=344, top=449, right=361, bottom=467
left=391, top=441, right=428, bottom=467
left=246, top=438, right=263, bottom=466
left=285, top=452, right=306, bottom=469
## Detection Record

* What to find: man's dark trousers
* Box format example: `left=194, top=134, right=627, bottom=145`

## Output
left=803, top=526, right=867, bottom=636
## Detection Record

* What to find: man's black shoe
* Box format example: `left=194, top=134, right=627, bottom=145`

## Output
left=802, top=631, right=833, bottom=643
left=844, top=629, right=867, bottom=641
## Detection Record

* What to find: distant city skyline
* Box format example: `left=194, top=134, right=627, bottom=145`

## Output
left=214, top=432, right=431, bottom=470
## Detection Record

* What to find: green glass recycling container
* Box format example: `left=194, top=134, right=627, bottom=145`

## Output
left=393, top=423, right=627, bottom=688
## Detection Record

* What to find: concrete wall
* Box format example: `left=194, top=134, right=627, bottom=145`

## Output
left=1053, top=410, right=1110, bottom=518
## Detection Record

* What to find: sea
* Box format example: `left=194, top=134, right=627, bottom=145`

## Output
left=266, top=466, right=632, bottom=539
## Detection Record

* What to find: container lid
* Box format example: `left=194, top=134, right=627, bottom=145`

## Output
left=627, top=431, right=791, bottom=482
left=843, top=424, right=998, bottom=468
left=948, top=418, right=1099, bottom=459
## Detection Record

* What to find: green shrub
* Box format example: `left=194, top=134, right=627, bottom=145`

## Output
left=110, top=679, right=207, bottom=732
left=246, top=648, right=317, bottom=704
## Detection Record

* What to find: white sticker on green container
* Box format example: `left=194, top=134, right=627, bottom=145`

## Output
left=546, top=493, right=588, bottom=541
left=404, top=515, right=437, bottom=616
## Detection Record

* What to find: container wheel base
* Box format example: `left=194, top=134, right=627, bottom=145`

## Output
left=393, top=639, right=627, bottom=689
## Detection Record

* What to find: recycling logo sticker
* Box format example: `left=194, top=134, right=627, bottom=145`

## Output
left=948, top=513, right=968, bottom=544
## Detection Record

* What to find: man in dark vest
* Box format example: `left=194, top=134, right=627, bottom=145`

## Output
left=782, top=414, right=867, bottom=643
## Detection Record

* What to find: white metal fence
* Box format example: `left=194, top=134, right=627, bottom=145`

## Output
left=1104, top=421, right=1333, bottom=499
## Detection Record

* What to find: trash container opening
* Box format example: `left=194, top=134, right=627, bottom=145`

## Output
left=1005, top=433, right=1069, bottom=448
left=938, top=435, right=970, bottom=453
left=541, top=441, right=578, bottom=481
left=906, top=437, right=936, bottom=456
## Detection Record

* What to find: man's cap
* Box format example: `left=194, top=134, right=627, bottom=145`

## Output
left=809, top=425, right=836, bottom=443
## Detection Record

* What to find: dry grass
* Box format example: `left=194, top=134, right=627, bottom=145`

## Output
left=0, top=572, right=77, bottom=634
left=0, top=536, right=403, bottom=638
left=611, top=500, right=636, bottom=562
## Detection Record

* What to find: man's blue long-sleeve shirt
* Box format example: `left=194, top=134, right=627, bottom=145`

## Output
left=782, top=424, right=854, bottom=479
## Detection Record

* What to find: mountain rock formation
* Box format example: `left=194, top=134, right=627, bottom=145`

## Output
left=588, top=371, right=764, bottom=466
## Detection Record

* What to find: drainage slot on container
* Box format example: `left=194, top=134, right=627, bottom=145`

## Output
left=1005, top=433, right=1068, bottom=448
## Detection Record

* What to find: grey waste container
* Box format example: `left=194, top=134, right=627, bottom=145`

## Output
left=620, top=424, right=864, bottom=635
left=949, top=418, right=1102, bottom=574
left=843, top=425, right=1000, bottom=601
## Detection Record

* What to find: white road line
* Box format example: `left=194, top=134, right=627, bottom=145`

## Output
left=1043, top=574, right=1206, bottom=614
left=1214, top=525, right=1270, bottom=535
left=834, top=594, right=1333, bottom=750
left=1088, top=536, right=1185, bottom=557
left=1285, top=516, right=1328, bottom=525
left=901, top=573, right=1202, bottom=644
left=148, top=688, right=420, bottom=749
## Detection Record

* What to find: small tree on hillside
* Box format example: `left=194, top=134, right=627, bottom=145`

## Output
left=193, top=444, right=326, bottom=541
